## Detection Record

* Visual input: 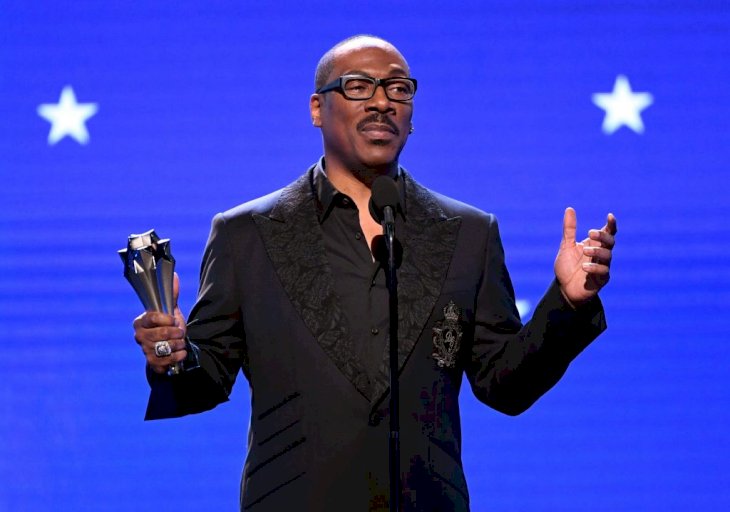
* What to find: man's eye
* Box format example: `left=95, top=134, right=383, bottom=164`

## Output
left=387, top=81, right=412, bottom=96
left=345, top=80, right=371, bottom=92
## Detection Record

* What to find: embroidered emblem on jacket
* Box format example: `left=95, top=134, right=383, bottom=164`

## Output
left=432, top=301, right=462, bottom=368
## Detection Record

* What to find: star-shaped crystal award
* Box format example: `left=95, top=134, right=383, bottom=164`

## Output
left=119, top=229, right=182, bottom=375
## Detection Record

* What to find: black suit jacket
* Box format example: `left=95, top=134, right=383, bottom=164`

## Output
left=146, top=164, right=606, bottom=511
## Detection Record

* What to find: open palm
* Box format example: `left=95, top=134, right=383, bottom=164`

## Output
left=555, top=208, right=617, bottom=305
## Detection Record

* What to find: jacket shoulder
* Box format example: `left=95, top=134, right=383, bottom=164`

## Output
left=217, top=189, right=283, bottom=223
left=425, top=187, right=497, bottom=227
left=214, top=169, right=312, bottom=228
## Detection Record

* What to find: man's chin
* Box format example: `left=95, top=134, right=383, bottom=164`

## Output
left=358, top=150, right=401, bottom=170
left=360, top=140, right=404, bottom=163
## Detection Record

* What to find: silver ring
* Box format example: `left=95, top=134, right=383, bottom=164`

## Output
left=154, top=340, right=172, bottom=358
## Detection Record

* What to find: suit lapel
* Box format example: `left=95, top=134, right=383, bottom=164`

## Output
left=371, top=172, right=462, bottom=407
left=253, top=169, right=374, bottom=400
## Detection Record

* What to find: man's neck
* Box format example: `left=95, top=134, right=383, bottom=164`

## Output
left=322, top=160, right=396, bottom=257
left=324, top=161, right=398, bottom=206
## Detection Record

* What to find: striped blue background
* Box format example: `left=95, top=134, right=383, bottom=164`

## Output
left=1, top=1, right=728, bottom=510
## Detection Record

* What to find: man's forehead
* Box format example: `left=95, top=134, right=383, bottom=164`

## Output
left=333, top=37, right=398, bottom=54
left=331, top=40, right=409, bottom=74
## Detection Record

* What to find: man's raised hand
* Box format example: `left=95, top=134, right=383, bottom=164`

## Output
left=554, top=207, right=617, bottom=306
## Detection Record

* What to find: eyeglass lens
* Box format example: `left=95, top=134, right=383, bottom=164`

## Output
left=342, top=77, right=415, bottom=100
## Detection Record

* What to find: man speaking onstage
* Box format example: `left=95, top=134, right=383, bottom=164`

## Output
left=133, top=35, right=617, bottom=511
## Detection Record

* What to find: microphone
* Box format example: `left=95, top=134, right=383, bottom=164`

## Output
left=369, top=175, right=400, bottom=227
left=368, top=175, right=402, bottom=512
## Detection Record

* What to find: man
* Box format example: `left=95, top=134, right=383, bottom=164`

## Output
left=134, top=35, right=617, bottom=511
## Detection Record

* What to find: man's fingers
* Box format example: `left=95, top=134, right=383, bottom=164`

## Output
left=586, top=213, right=617, bottom=248
left=171, top=273, right=188, bottom=329
left=580, top=261, right=611, bottom=276
left=173, top=272, right=180, bottom=305
left=142, top=338, right=187, bottom=362
left=583, top=246, right=612, bottom=266
left=602, top=213, right=618, bottom=236
left=134, top=311, right=176, bottom=329
left=173, top=306, right=187, bottom=329
left=148, top=349, right=188, bottom=374
left=562, top=207, right=577, bottom=245
left=589, top=229, right=615, bottom=249
left=134, top=323, right=185, bottom=346
left=142, top=338, right=186, bottom=355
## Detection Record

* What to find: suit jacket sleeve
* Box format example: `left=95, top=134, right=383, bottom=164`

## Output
left=465, top=214, right=606, bottom=416
left=145, top=213, right=247, bottom=420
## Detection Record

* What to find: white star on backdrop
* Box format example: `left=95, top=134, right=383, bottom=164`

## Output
left=592, top=75, right=653, bottom=134
left=37, top=86, right=98, bottom=145
left=516, top=300, right=531, bottom=318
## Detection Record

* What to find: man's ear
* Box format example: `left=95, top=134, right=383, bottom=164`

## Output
left=310, top=94, right=322, bottom=127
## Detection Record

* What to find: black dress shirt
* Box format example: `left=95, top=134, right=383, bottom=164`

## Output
left=313, top=162, right=405, bottom=386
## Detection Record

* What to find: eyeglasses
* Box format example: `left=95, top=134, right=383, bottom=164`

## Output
left=316, top=75, right=418, bottom=102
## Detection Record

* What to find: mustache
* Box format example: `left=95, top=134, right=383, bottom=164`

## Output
left=357, top=114, right=400, bottom=135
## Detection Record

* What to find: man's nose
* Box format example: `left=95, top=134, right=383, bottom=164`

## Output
left=366, top=85, right=394, bottom=112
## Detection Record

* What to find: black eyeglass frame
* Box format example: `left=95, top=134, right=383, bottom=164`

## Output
left=316, top=74, right=418, bottom=102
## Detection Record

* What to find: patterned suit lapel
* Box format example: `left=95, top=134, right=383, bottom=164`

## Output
left=371, top=172, right=462, bottom=407
left=253, top=168, right=374, bottom=400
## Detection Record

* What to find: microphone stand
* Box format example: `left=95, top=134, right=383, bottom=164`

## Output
left=382, top=206, right=400, bottom=512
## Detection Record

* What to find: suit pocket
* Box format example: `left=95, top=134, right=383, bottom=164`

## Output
left=427, top=437, right=469, bottom=506
left=242, top=392, right=307, bottom=508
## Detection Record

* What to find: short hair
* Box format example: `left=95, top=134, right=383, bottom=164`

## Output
left=314, top=34, right=406, bottom=90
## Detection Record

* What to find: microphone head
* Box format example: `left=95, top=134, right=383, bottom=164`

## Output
left=369, top=175, right=400, bottom=223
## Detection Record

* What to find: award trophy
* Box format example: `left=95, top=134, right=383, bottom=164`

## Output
left=119, top=229, right=183, bottom=376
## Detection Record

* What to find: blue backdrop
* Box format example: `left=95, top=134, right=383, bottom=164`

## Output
left=1, top=1, right=729, bottom=510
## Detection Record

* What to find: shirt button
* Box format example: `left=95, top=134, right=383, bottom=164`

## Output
left=355, top=232, right=362, bottom=240
left=371, top=327, right=379, bottom=335
left=368, top=413, right=381, bottom=426
left=341, top=197, right=350, bottom=206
